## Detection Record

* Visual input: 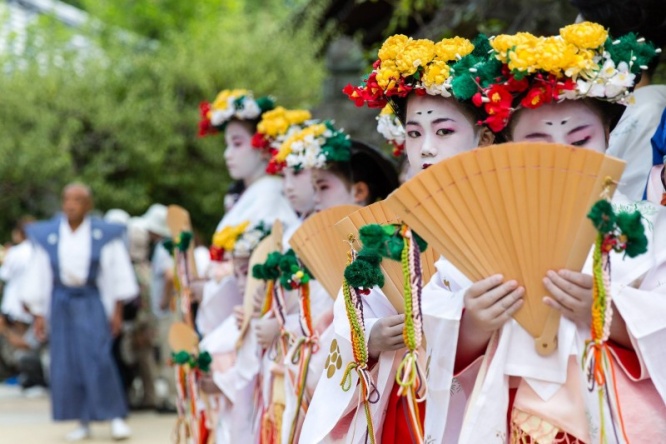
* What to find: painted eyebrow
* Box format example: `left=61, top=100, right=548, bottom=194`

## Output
left=567, top=124, right=590, bottom=136
left=406, top=117, right=455, bottom=126
left=432, top=118, right=455, bottom=124
left=523, top=132, right=550, bottom=139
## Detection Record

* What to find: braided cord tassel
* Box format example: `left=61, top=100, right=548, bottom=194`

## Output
left=340, top=246, right=377, bottom=444
left=287, top=281, right=320, bottom=443
left=395, top=225, right=426, bottom=443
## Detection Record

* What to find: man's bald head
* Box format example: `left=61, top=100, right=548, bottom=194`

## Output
left=62, top=182, right=93, bottom=226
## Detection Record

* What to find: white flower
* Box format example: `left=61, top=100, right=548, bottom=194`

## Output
left=577, top=78, right=606, bottom=98
left=376, top=114, right=406, bottom=146
left=211, top=108, right=234, bottom=126
left=605, top=61, right=635, bottom=98
left=236, top=98, right=261, bottom=119
left=424, top=82, right=452, bottom=98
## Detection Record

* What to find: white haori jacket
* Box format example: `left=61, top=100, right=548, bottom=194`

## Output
left=421, top=197, right=666, bottom=444
left=300, top=286, right=408, bottom=443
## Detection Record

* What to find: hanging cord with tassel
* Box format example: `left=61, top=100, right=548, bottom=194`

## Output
left=277, top=250, right=320, bottom=443
left=584, top=179, right=648, bottom=444
left=395, top=224, right=427, bottom=444
left=340, top=236, right=378, bottom=444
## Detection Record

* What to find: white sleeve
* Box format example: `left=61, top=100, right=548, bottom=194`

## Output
left=99, top=238, right=139, bottom=303
left=20, top=244, right=53, bottom=317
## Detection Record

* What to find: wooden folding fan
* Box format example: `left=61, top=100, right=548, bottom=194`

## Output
left=289, top=205, right=360, bottom=298
left=334, top=200, right=439, bottom=313
left=236, top=220, right=283, bottom=349
left=166, top=204, right=199, bottom=280
left=385, top=142, right=625, bottom=355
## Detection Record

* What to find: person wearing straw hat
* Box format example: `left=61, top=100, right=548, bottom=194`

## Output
left=196, top=90, right=299, bottom=337
left=300, top=33, right=497, bottom=444
left=22, top=183, right=138, bottom=441
left=419, top=23, right=666, bottom=443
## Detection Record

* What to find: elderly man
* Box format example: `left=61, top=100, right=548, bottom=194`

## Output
left=23, top=183, right=139, bottom=441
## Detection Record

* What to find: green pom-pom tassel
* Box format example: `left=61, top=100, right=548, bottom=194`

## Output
left=616, top=211, right=648, bottom=257
left=163, top=238, right=175, bottom=254
left=252, top=251, right=282, bottom=281
left=256, top=96, right=276, bottom=113
left=197, top=351, right=212, bottom=373
left=588, top=200, right=616, bottom=233
left=344, top=255, right=385, bottom=289
left=358, top=224, right=389, bottom=250
left=171, top=350, right=191, bottom=365
left=178, top=231, right=193, bottom=252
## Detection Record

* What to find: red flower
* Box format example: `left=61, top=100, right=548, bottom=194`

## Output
left=198, top=101, right=217, bottom=137
left=266, top=158, right=285, bottom=175
left=209, top=246, right=224, bottom=262
left=251, top=132, right=271, bottom=151
left=392, top=142, right=405, bottom=157
left=486, top=84, right=513, bottom=108
left=506, top=76, right=529, bottom=93
left=520, top=85, right=553, bottom=109
left=472, top=92, right=485, bottom=107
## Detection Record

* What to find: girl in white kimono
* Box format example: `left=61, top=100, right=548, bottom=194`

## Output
left=301, top=34, right=496, bottom=444
left=195, top=90, right=299, bottom=336
left=420, top=23, right=666, bottom=444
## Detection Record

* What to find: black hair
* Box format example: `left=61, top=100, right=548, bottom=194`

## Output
left=571, top=0, right=666, bottom=76
left=325, top=140, right=400, bottom=204
left=350, top=140, right=400, bottom=203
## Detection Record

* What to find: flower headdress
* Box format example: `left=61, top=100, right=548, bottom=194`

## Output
left=471, top=22, right=661, bottom=132
left=209, top=221, right=271, bottom=261
left=250, top=106, right=314, bottom=174
left=271, top=120, right=352, bottom=171
left=376, top=105, right=406, bottom=157
left=198, top=89, right=275, bottom=137
left=343, top=34, right=492, bottom=113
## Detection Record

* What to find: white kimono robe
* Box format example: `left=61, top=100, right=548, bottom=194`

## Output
left=421, top=197, right=666, bottom=443
left=197, top=175, right=298, bottom=335
left=300, top=286, right=406, bottom=444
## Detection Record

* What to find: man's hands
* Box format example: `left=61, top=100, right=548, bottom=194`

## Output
left=368, top=314, right=406, bottom=359
left=543, top=270, right=593, bottom=327
left=34, top=315, right=47, bottom=342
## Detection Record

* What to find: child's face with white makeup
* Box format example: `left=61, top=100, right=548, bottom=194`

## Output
left=232, top=256, right=250, bottom=294
left=404, top=95, right=482, bottom=171
left=311, top=168, right=355, bottom=211
left=224, top=120, right=266, bottom=181
left=283, top=167, right=316, bottom=216
left=509, top=101, right=608, bottom=153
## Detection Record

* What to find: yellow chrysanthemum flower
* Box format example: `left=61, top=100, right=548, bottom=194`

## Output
left=211, top=89, right=249, bottom=111
left=434, top=37, right=474, bottom=62
left=275, top=123, right=327, bottom=163
left=257, top=107, right=312, bottom=138
left=378, top=34, right=410, bottom=62
left=532, top=37, right=580, bottom=75
left=375, top=60, right=401, bottom=89
left=395, top=39, right=436, bottom=76
left=212, top=221, right=250, bottom=252
left=491, top=32, right=539, bottom=62
left=560, top=21, right=608, bottom=50
left=422, top=59, right=451, bottom=89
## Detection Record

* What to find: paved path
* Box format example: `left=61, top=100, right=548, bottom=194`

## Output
left=0, top=384, right=175, bottom=443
